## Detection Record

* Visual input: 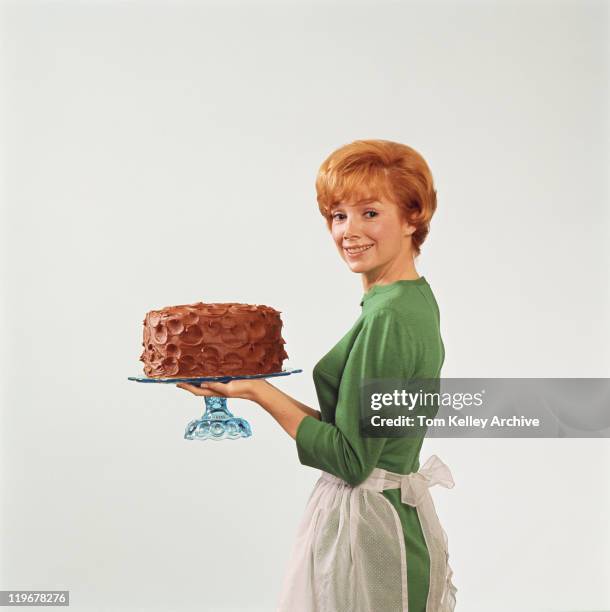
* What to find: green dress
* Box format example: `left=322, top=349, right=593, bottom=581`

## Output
left=294, top=276, right=446, bottom=612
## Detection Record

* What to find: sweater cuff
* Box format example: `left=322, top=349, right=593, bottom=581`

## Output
left=295, top=414, right=324, bottom=469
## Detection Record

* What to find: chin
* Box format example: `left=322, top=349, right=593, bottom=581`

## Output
left=345, top=260, right=372, bottom=273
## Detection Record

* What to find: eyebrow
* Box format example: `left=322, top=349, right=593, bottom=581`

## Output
left=355, top=198, right=378, bottom=205
left=332, top=198, right=381, bottom=209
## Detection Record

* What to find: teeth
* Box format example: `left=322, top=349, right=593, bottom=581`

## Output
left=345, top=245, right=373, bottom=253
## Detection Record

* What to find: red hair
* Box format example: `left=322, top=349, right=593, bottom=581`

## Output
left=315, top=139, right=438, bottom=256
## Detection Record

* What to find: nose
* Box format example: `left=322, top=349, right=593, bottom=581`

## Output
left=343, top=213, right=361, bottom=239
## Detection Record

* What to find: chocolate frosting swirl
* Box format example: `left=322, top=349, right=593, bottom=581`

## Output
left=139, top=302, right=289, bottom=377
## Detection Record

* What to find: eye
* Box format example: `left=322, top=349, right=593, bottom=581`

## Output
left=364, top=210, right=378, bottom=218
left=331, top=212, right=346, bottom=221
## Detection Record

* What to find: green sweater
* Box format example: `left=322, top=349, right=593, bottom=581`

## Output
left=295, top=276, right=445, bottom=612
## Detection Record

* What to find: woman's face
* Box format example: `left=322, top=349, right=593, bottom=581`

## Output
left=329, top=197, right=414, bottom=275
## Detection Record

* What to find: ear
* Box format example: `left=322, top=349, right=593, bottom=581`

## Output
left=402, top=219, right=416, bottom=237
left=398, top=209, right=416, bottom=237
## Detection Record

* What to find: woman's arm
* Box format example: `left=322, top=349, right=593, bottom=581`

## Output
left=293, top=309, right=416, bottom=486
left=262, top=381, right=321, bottom=420
left=253, top=380, right=321, bottom=439
left=176, top=378, right=320, bottom=440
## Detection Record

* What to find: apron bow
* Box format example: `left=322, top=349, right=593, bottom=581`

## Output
left=400, top=454, right=455, bottom=507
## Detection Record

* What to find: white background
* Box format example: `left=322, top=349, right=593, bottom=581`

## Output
left=1, top=1, right=608, bottom=611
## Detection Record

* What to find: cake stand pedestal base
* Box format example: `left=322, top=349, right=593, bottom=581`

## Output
left=128, top=368, right=301, bottom=441
left=184, top=396, right=252, bottom=441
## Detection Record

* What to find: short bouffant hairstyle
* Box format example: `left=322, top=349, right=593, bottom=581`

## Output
left=315, top=139, right=438, bottom=256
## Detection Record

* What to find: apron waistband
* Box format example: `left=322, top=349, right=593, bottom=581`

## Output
left=319, top=454, right=454, bottom=507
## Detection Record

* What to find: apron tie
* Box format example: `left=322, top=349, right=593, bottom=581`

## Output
left=399, top=454, right=455, bottom=506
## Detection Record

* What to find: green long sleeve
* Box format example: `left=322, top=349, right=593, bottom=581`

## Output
left=295, top=307, right=416, bottom=486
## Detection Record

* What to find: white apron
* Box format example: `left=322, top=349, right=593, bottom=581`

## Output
left=277, top=455, right=457, bottom=612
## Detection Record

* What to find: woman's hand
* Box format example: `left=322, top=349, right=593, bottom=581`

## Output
left=176, top=378, right=319, bottom=440
left=175, top=378, right=268, bottom=403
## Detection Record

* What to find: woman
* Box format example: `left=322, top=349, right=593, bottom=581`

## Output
left=177, top=139, right=457, bottom=612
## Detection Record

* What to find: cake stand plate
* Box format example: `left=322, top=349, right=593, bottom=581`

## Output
left=128, top=367, right=302, bottom=441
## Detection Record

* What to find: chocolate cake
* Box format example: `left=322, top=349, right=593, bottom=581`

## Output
left=139, top=302, right=289, bottom=378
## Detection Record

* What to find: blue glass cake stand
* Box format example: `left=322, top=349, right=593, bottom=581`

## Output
left=128, top=367, right=302, bottom=441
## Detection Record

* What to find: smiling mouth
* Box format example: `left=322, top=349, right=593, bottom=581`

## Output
left=344, top=244, right=374, bottom=254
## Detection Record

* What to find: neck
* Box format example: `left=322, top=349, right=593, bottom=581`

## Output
left=361, top=253, right=419, bottom=293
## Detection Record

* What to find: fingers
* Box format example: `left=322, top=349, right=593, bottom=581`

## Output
left=175, top=381, right=228, bottom=397
left=198, top=381, right=229, bottom=396
left=175, top=382, right=212, bottom=396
